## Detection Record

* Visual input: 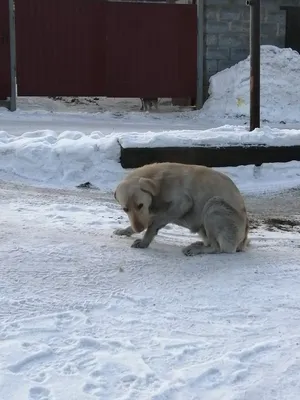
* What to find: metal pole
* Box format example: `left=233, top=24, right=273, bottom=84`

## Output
left=8, top=0, right=17, bottom=111
left=247, top=0, right=260, bottom=130
left=196, top=0, right=204, bottom=109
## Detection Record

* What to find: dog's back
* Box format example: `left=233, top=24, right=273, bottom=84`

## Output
left=127, top=162, right=244, bottom=207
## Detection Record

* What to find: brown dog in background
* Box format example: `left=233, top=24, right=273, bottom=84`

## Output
left=114, top=162, right=249, bottom=256
left=140, top=98, right=158, bottom=111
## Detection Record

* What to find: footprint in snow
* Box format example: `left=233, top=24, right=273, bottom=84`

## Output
left=28, top=386, right=51, bottom=400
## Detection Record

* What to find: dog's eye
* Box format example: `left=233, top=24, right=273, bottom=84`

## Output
left=123, top=207, right=129, bottom=213
left=137, top=203, right=143, bottom=210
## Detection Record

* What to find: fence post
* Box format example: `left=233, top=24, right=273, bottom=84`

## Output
left=8, top=0, right=16, bottom=111
left=247, top=0, right=260, bottom=131
left=196, top=0, right=204, bottom=109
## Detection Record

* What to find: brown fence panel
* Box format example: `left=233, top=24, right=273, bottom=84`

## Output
left=0, top=0, right=10, bottom=99
left=15, top=0, right=107, bottom=96
left=105, top=2, right=197, bottom=98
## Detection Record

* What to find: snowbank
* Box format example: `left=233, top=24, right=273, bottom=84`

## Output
left=0, top=130, right=122, bottom=190
left=118, top=125, right=300, bottom=148
left=1, top=128, right=300, bottom=193
left=201, top=45, right=300, bottom=123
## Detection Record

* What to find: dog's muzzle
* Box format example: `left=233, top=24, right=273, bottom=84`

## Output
left=132, top=220, right=145, bottom=233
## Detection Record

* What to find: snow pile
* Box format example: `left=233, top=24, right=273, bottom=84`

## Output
left=1, top=129, right=300, bottom=193
left=119, top=125, right=300, bottom=148
left=0, top=130, right=123, bottom=189
left=201, top=45, right=300, bottom=123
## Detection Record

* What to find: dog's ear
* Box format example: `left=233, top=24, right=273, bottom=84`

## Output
left=139, top=177, right=158, bottom=196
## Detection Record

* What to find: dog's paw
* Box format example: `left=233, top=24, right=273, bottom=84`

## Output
left=114, top=228, right=132, bottom=237
left=131, top=239, right=148, bottom=249
left=182, top=242, right=204, bottom=257
left=182, top=247, right=197, bottom=257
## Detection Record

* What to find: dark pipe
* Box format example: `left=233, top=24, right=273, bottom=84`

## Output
left=247, top=0, right=261, bottom=131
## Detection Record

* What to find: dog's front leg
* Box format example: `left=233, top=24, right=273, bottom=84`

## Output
left=132, top=195, right=193, bottom=249
left=131, top=219, right=168, bottom=249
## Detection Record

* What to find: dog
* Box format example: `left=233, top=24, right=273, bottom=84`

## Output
left=113, top=162, right=249, bottom=256
left=140, top=98, right=158, bottom=111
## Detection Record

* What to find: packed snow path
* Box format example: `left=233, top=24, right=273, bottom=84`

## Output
left=1, top=181, right=300, bottom=400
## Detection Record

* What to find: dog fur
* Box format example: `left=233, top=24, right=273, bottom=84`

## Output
left=140, top=98, right=158, bottom=111
left=113, top=162, right=249, bottom=256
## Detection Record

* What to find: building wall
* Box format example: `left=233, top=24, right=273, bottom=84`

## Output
left=203, top=0, right=299, bottom=97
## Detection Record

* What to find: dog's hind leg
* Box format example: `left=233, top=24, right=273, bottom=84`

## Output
left=114, top=226, right=135, bottom=237
left=182, top=196, right=247, bottom=256
left=197, top=225, right=210, bottom=246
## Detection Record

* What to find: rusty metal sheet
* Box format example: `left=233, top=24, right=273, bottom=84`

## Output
left=14, top=0, right=197, bottom=99
left=15, top=0, right=107, bottom=96
left=105, top=2, right=197, bottom=98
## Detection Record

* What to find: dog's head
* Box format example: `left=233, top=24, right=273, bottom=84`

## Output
left=114, top=177, right=158, bottom=233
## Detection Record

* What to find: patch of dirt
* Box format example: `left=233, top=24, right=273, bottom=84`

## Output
left=249, top=216, right=300, bottom=233
left=245, top=186, right=300, bottom=232
left=264, top=217, right=300, bottom=232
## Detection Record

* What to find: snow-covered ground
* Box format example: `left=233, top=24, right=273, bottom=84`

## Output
left=1, top=58, right=300, bottom=399
left=1, top=179, right=300, bottom=400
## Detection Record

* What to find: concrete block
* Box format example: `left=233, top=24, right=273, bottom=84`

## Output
left=206, top=47, right=230, bottom=60
left=242, top=7, right=250, bottom=21
left=219, top=8, right=242, bottom=21
left=230, top=21, right=249, bottom=33
left=204, top=60, right=218, bottom=77
left=260, top=1, right=281, bottom=11
left=261, top=22, right=279, bottom=36
left=265, top=10, right=286, bottom=24
left=218, top=59, right=235, bottom=71
left=277, top=23, right=286, bottom=37
left=205, top=5, right=220, bottom=21
left=230, top=48, right=249, bottom=61
left=203, top=0, right=230, bottom=4
left=260, top=34, right=285, bottom=47
left=218, top=33, right=248, bottom=48
left=260, top=7, right=269, bottom=22
left=204, top=34, right=218, bottom=46
left=279, top=0, right=300, bottom=6
left=205, top=21, right=230, bottom=34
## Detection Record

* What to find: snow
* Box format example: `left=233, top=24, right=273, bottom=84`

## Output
left=1, top=48, right=300, bottom=398
left=119, top=125, right=300, bottom=148
left=201, top=46, right=300, bottom=124
left=1, top=181, right=300, bottom=400
left=1, top=123, right=300, bottom=192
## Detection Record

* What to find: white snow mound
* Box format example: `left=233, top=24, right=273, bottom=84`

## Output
left=0, top=130, right=123, bottom=189
left=201, top=45, right=300, bottom=123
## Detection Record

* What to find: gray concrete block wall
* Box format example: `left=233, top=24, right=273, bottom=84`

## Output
left=203, top=0, right=289, bottom=98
